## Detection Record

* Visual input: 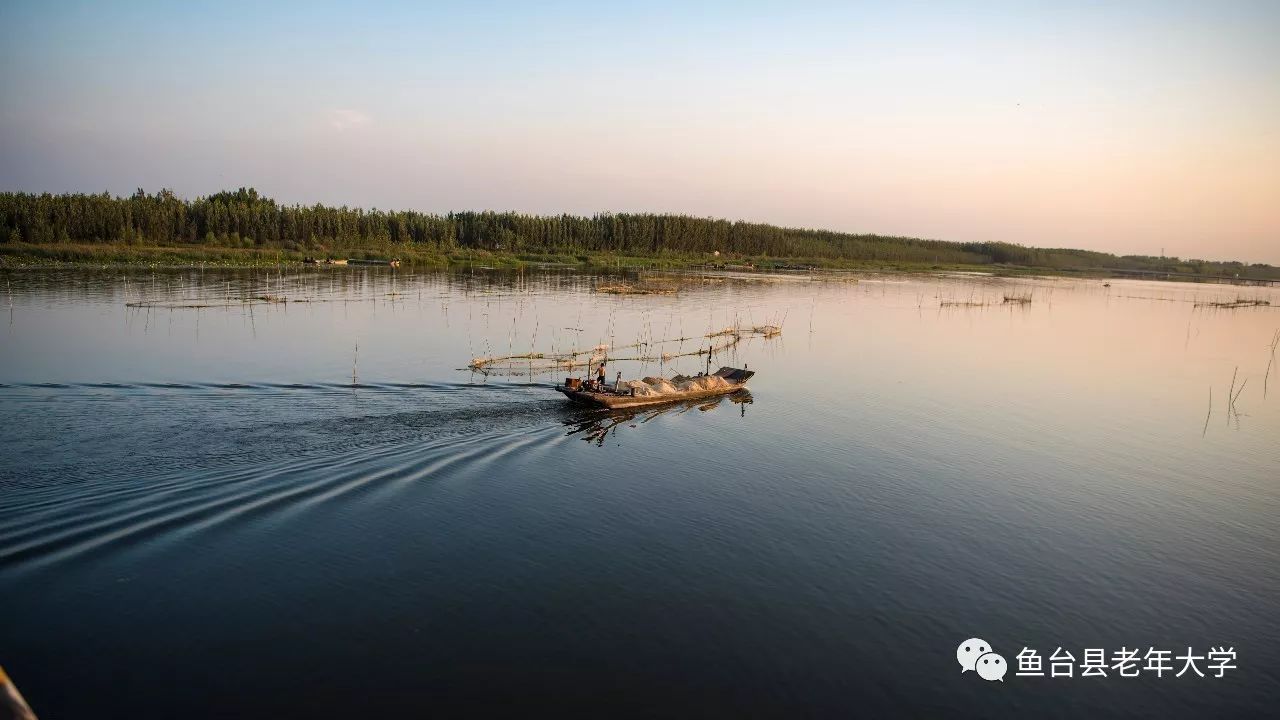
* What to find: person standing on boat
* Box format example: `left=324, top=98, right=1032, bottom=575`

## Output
left=596, top=361, right=607, bottom=389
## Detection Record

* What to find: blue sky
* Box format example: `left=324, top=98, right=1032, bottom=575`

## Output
left=2, top=1, right=1277, bottom=261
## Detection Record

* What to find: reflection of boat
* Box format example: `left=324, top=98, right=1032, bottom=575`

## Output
left=556, top=367, right=754, bottom=408
left=564, top=390, right=753, bottom=446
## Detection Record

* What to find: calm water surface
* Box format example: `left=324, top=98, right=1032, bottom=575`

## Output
left=1, top=268, right=1277, bottom=718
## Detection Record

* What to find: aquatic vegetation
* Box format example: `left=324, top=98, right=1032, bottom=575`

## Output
left=1194, top=297, right=1271, bottom=309
left=809, top=274, right=860, bottom=283
left=594, top=281, right=679, bottom=295
left=1225, top=367, right=1249, bottom=427
left=1265, top=329, right=1279, bottom=398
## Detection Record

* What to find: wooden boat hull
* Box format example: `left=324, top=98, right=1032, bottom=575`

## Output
left=556, top=382, right=748, bottom=409
left=556, top=366, right=754, bottom=409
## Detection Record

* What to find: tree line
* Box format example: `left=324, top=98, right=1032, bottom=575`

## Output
left=1, top=188, right=1275, bottom=277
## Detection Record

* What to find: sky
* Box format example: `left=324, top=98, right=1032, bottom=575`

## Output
left=1, top=0, right=1277, bottom=263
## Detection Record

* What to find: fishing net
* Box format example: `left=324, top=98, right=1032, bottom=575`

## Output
left=642, top=377, right=680, bottom=393
left=616, top=374, right=732, bottom=396
left=467, top=324, right=781, bottom=377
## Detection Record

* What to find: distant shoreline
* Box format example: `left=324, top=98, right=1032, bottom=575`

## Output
left=4, top=189, right=1278, bottom=282
left=5, top=242, right=1280, bottom=287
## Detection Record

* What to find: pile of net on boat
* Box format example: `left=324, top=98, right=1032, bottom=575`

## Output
left=617, top=374, right=734, bottom=397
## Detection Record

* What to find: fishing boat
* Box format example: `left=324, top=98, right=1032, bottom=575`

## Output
left=556, top=366, right=754, bottom=409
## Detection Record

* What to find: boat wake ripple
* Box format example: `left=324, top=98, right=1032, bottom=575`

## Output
left=2, top=380, right=555, bottom=396
left=0, top=424, right=569, bottom=574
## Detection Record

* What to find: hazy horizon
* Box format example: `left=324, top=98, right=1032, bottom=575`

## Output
left=2, top=1, right=1277, bottom=264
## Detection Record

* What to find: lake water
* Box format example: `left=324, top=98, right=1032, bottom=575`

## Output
left=1, top=267, right=1277, bottom=718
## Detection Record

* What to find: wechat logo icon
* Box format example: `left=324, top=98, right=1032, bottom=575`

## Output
left=958, top=638, right=1007, bottom=682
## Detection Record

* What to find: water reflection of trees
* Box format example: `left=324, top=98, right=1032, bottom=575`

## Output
left=563, top=391, right=753, bottom=447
